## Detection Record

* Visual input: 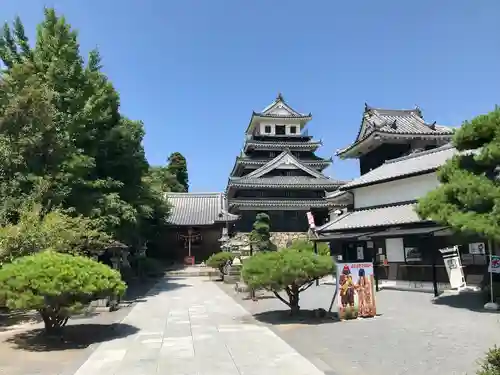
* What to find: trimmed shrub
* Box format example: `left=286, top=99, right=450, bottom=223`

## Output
left=206, top=252, right=235, bottom=281
left=477, top=346, right=500, bottom=374
left=286, top=239, right=330, bottom=256
left=0, top=251, right=126, bottom=333
left=242, top=249, right=334, bottom=314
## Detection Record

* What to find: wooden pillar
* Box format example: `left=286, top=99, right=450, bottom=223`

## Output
left=432, top=246, right=439, bottom=297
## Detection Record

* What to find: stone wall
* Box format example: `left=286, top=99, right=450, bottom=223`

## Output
left=232, top=232, right=309, bottom=250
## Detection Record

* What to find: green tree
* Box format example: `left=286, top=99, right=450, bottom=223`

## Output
left=241, top=249, right=334, bottom=314
left=0, top=203, right=110, bottom=265
left=146, top=165, right=184, bottom=193
left=0, top=251, right=126, bottom=333
left=167, top=152, right=189, bottom=192
left=206, top=252, right=235, bottom=281
left=0, top=8, right=170, bottom=250
left=416, top=108, right=500, bottom=240
left=249, top=213, right=277, bottom=252
left=287, top=239, right=330, bottom=256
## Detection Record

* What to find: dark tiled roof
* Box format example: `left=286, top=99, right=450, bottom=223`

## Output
left=337, top=105, right=454, bottom=156
left=165, top=192, right=239, bottom=226
left=243, top=150, right=327, bottom=179
left=341, top=144, right=456, bottom=190
left=318, top=203, right=424, bottom=232
left=252, top=112, right=312, bottom=119
left=229, top=198, right=330, bottom=208
left=237, top=157, right=331, bottom=166
left=245, top=140, right=321, bottom=150
left=360, top=108, right=453, bottom=137
left=228, top=176, right=344, bottom=189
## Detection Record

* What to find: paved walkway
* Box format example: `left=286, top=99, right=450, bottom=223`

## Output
left=72, top=277, right=325, bottom=375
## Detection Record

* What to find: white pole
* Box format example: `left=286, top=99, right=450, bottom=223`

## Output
left=484, top=240, right=499, bottom=310
left=490, top=241, right=494, bottom=304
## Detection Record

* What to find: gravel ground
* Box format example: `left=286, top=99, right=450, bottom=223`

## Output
left=218, top=282, right=500, bottom=375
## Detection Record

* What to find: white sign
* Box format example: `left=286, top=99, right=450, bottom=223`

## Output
left=356, top=247, right=364, bottom=260
left=488, top=256, right=500, bottom=274
left=469, top=242, right=485, bottom=255
left=439, top=246, right=466, bottom=289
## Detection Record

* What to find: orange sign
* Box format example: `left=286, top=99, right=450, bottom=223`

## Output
left=184, top=256, right=195, bottom=266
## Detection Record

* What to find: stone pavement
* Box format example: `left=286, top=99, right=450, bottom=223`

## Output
left=72, top=277, right=325, bottom=375
left=222, top=283, right=500, bottom=375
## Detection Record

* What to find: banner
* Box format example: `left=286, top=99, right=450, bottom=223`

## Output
left=306, top=211, right=316, bottom=229
left=336, top=262, right=376, bottom=320
left=488, top=255, right=500, bottom=274
left=439, top=246, right=465, bottom=289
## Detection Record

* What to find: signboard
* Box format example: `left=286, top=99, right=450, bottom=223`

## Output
left=336, top=262, right=377, bottom=320
left=469, top=242, right=486, bottom=255
left=356, top=247, right=364, bottom=260
left=439, top=246, right=465, bottom=289
left=184, top=256, right=195, bottom=266
left=488, top=255, right=500, bottom=274
left=405, top=247, right=422, bottom=262
left=306, top=211, right=316, bottom=229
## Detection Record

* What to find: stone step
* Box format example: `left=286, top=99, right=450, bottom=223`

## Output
left=165, top=266, right=219, bottom=277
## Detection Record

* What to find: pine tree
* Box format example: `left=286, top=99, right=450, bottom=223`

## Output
left=417, top=107, right=500, bottom=240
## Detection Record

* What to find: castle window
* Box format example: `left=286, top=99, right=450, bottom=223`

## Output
left=289, top=126, right=297, bottom=134
left=264, top=125, right=272, bottom=133
left=276, top=125, right=286, bottom=135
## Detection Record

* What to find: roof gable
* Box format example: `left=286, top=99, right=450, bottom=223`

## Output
left=258, top=93, right=304, bottom=117
left=243, top=150, right=325, bottom=179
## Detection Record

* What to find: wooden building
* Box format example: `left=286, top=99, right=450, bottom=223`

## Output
left=227, top=93, right=343, bottom=232
left=163, top=192, right=239, bottom=263
left=316, top=105, right=491, bottom=292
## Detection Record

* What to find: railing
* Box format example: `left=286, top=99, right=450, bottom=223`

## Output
left=376, top=264, right=449, bottom=283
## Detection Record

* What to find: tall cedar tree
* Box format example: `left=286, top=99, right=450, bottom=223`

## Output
left=0, top=8, right=169, bottom=248
left=146, top=165, right=184, bottom=193
left=416, top=107, right=500, bottom=240
left=167, top=152, right=189, bottom=192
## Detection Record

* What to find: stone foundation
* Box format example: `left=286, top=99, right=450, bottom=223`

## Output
left=232, top=232, right=309, bottom=250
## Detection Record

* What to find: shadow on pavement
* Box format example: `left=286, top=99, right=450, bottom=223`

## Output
left=253, top=309, right=339, bottom=326
left=6, top=323, right=139, bottom=352
left=0, top=311, right=42, bottom=332
left=432, top=291, right=499, bottom=313
left=120, top=276, right=190, bottom=305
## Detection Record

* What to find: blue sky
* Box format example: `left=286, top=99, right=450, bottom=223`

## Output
left=2, top=1, right=499, bottom=192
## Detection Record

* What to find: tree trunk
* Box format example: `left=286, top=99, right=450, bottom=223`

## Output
left=38, top=308, right=68, bottom=335
left=219, top=266, right=225, bottom=281
left=289, top=283, right=300, bottom=315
